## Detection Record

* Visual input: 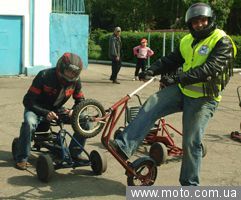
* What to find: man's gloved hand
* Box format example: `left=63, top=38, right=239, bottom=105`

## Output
left=160, top=74, right=180, bottom=88
left=138, top=70, right=154, bottom=81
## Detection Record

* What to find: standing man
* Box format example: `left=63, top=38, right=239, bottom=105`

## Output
left=112, top=2, right=237, bottom=185
left=109, top=26, right=122, bottom=84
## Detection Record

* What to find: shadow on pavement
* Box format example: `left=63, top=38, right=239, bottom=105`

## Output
left=1, top=149, right=126, bottom=199
left=7, top=170, right=126, bottom=199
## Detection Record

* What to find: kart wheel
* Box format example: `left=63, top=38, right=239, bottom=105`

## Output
left=72, top=99, right=106, bottom=138
left=127, top=157, right=157, bottom=186
left=149, top=142, right=168, bottom=166
left=201, top=142, right=207, bottom=158
left=231, top=131, right=241, bottom=141
left=12, top=137, right=19, bottom=161
left=90, top=150, right=107, bottom=175
left=36, top=154, right=54, bottom=182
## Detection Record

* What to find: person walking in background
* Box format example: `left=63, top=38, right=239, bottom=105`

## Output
left=133, top=38, right=154, bottom=80
left=108, top=27, right=122, bottom=84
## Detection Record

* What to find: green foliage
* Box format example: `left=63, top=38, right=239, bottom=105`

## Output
left=231, top=36, right=241, bottom=68
left=90, top=29, right=241, bottom=68
left=88, top=38, right=101, bottom=60
left=96, top=31, right=188, bottom=64
left=85, top=0, right=240, bottom=35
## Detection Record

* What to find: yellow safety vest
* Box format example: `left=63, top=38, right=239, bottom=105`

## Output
left=179, top=29, right=237, bottom=101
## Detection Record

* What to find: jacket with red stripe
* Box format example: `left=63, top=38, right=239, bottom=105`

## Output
left=23, top=67, right=84, bottom=117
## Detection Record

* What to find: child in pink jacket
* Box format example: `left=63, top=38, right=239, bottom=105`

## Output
left=133, top=38, right=154, bottom=80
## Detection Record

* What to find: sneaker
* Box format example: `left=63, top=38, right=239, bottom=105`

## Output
left=113, top=80, right=120, bottom=84
left=109, top=140, right=129, bottom=161
left=15, top=161, right=32, bottom=170
left=132, top=76, right=138, bottom=81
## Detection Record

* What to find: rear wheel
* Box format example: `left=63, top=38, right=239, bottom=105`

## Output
left=149, top=142, right=168, bottom=166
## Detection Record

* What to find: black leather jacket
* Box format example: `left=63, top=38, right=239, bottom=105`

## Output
left=149, top=35, right=235, bottom=89
left=23, top=67, right=84, bottom=117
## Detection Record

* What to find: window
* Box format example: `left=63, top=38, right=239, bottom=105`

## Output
left=52, top=0, right=85, bottom=14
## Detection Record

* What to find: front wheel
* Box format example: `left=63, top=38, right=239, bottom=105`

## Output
left=12, top=137, right=19, bottom=161
left=127, top=157, right=157, bottom=186
left=36, top=154, right=54, bottom=182
left=72, top=99, right=106, bottom=138
left=90, top=150, right=107, bottom=175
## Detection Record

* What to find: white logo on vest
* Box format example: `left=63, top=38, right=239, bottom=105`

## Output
left=198, top=45, right=209, bottom=55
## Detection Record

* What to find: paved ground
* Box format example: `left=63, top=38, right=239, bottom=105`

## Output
left=0, top=64, right=241, bottom=199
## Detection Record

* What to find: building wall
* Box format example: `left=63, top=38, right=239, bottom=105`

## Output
left=0, top=0, right=89, bottom=75
left=0, top=0, right=51, bottom=75
left=33, top=0, right=51, bottom=67
left=0, top=0, right=30, bottom=72
left=50, top=14, right=89, bottom=68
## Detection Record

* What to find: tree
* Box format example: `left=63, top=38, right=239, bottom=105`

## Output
left=86, top=0, right=238, bottom=34
left=226, top=0, right=241, bottom=34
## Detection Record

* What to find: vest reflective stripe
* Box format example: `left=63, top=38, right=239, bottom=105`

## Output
left=184, top=85, right=203, bottom=93
left=184, top=84, right=221, bottom=95
left=179, top=29, right=236, bottom=102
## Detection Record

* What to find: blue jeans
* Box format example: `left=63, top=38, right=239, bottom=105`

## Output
left=16, top=109, right=86, bottom=162
left=115, top=85, right=218, bottom=186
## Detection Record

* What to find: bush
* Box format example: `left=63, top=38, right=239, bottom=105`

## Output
left=232, top=35, right=241, bottom=68
left=90, top=30, right=241, bottom=68
left=88, top=38, right=101, bottom=59
left=98, top=31, right=187, bottom=64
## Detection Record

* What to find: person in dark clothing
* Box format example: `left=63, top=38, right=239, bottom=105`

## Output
left=112, top=3, right=237, bottom=185
left=15, top=52, right=87, bottom=170
left=108, top=26, right=122, bottom=84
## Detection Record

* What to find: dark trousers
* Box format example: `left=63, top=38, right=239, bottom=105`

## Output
left=110, top=59, right=121, bottom=81
left=134, top=58, right=147, bottom=76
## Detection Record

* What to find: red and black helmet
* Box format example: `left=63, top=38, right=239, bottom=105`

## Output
left=56, top=52, right=83, bottom=83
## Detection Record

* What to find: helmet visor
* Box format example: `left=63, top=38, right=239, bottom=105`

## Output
left=185, top=4, right=212, bottom=23
left=61, top=64, right=80, bottom=82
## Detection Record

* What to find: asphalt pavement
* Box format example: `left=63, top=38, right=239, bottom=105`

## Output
left=0, top=64, right=241, bottom=199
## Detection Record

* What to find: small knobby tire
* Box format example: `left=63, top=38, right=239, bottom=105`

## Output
left=71, top=99, right=106, bottom=138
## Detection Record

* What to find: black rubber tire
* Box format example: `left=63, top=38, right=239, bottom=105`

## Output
left=90, top=150, right=107, bottom=175
left=12, top=137, right=19, bottom=161
left=127, top=157, right=157, bottom=186
left=149, top=142, right=168, bottom=166
left=36, top=154, right=54, bottom=182
left=72, top=99, right=106, bottom=138
left=201, top=142, right=207, bottom=158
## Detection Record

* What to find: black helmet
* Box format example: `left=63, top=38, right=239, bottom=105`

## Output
left=185, top=3, right=216, bottom=39
left=56, top=52, right=83, bottom=83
